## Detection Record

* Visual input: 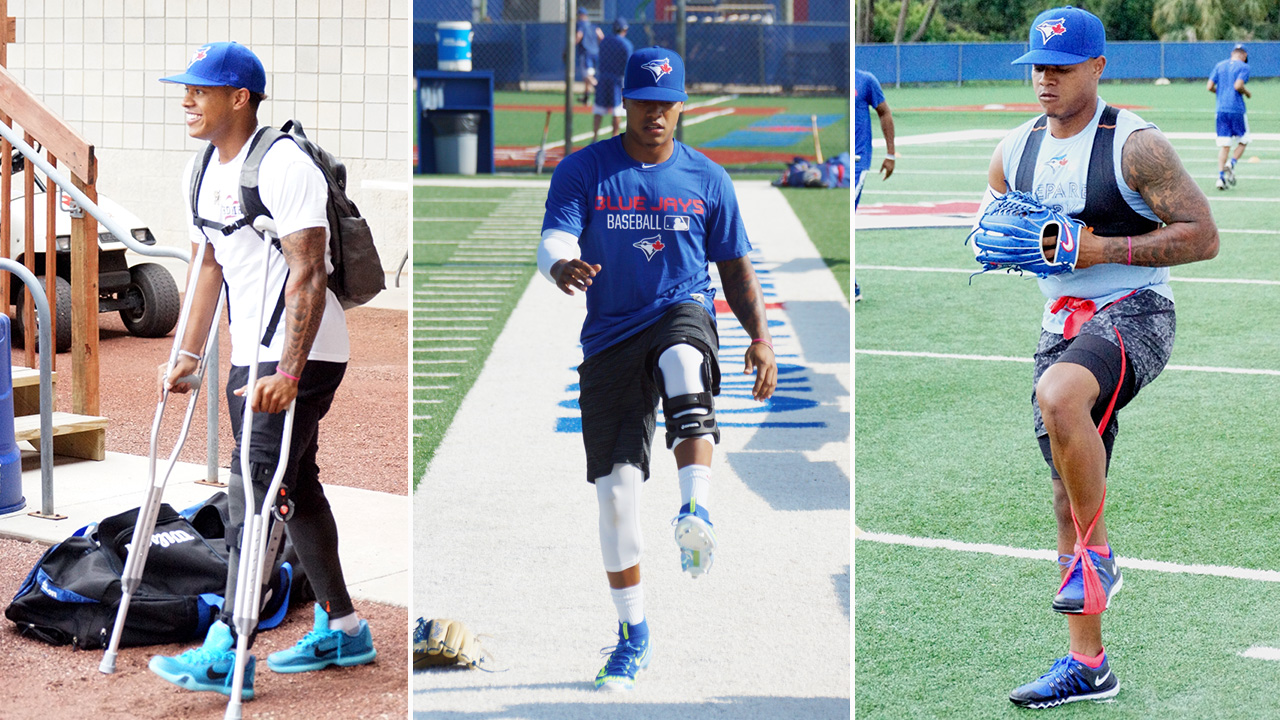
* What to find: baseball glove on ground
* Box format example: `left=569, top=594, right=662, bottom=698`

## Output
left=413, top=617, right=493, bottom=670
left=966, top=191, right=1084, bottom=278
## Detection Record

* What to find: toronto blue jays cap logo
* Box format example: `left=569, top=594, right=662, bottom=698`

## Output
left=190, top=45, right=211, bottom=65
left=641, top=57, right=673, bottom=82
left=1035, top=17, right=1067, bottom=43
left=633, top=235, right=665, bottom=261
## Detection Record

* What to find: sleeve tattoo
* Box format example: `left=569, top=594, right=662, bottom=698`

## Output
left=1116, top=129, right=1219, bottom=267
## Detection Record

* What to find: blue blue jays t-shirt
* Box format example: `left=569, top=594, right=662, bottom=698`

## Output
left=577, top=19, right=600, bottom=55
left=543, top=136, right=753, bottom=358
left=854, top=69, right=886, bottom=173
left=598, top=34, right=633, bottom=78
left=1210, top=58, right=1250, bottom=114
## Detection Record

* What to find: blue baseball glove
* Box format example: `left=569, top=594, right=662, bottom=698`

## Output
left=966, top=191, right=1084, bottom=278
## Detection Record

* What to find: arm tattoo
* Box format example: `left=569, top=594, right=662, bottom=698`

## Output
left=276, top=226, right=329, bottom=376
left=1113, top=129, right=1219, bottom=267
left=715, top=255, right=770, bottom=340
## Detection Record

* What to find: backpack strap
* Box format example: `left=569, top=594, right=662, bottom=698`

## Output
left=1014, top=114, right=1048, bottom=192
left=239, top=126, right=292, bottom=347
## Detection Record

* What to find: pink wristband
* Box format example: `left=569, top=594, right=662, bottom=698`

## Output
left=277, top=368, right=301, bottom=382
left=751, top=338, right=773, bottom=351
left=1126, top=236, right=1132, bottom=266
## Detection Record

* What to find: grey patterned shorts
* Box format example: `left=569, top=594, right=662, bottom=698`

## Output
left=1032, top=289, right=1176, bottom=439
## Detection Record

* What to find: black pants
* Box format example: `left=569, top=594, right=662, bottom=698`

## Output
left=222, top=360, right=354, bottom=627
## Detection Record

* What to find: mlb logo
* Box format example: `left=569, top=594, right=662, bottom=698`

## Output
left=664, top=216, right=690, bottom=231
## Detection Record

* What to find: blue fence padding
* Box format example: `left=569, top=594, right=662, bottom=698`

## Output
left=857, top=40, right=1280, bottom=85
left=416, top=21, right=848, bottom=89
left=416, top=0, right=470, bottom=21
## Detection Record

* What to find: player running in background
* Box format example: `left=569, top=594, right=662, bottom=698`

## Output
left=539, top=46, right=777, bottom=692
left=576, top=7, right=604, bottom=106
left=853, top=68, right=895, bottom=302
left=1207, top=44, right=1251, bottom=190
left=981, top=8, right=1218, bottom=708
left=592, top=17, right=633, bottom=144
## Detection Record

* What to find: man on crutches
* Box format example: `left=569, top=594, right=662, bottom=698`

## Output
left=147, top=41, right=376, bottom=702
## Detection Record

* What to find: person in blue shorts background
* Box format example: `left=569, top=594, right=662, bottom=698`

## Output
left=1207, top=44, right=1251, bottom=190
left=593, top=17, right=633, bottom=143
left=538, top=46, right=778, bottom=692
left=576, top=7, right=604, bottom=105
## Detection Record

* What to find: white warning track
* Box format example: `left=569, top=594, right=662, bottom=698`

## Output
left=412, top=180, right=849, bottom=718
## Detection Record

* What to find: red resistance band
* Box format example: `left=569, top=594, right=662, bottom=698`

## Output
left=1049, top=292, right=1134, bottom=615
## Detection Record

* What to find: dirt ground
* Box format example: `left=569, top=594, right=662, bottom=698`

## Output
left=0, top=305, right=409, bottom=719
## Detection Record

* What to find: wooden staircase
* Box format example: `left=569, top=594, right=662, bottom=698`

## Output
left=11, top=365, right=108, bottom=461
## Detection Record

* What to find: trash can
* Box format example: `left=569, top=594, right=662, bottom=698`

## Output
left=0, top=315, right=24, bottom=515
left=436, top=21, right=473, bottom=72
left=429, top=112, right=480, bottom=175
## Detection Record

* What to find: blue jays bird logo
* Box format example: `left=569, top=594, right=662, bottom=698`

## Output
left=1035, top=18, right=1067, bottom=43
left=633, top=235, right=665, bottom=260
left=190, top=45, right=211, bottom=66
left=1044, top=153, right=1069, bottom=172
left=642, top=58, right=674, bottom=82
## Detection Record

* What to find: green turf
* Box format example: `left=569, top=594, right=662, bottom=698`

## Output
left=779, top=186, right=851, bottom=300
left=856, top=82, right=1280, bottom=717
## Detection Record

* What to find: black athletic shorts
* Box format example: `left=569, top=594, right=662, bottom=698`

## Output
left=578, top=302, right=720, bottom=483
left=1032, top=289, right=1175, bottom=472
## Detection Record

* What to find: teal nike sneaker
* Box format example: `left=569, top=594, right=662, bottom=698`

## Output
left=267, top=603, right=377, bottom=673
left=149, top=620, right=255, bottom=699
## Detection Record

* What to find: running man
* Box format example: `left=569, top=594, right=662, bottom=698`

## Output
left=1207, top=44, right=1251, bottom=190
left=854, top=67, right=895, bottom=302
left=149, top=41, right=376, bottom=700
left=592, top=17, right=633, bottom=143
left=538, top=46, right=777, bottom=692
left=576, top=7, right=604, bottom=105
left=977, top=7, right=1218, bottom=708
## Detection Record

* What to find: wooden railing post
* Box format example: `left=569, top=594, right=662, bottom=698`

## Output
left=70, top=173, right=98, bottom=416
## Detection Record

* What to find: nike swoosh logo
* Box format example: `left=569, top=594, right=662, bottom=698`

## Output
left=1094, top=669, right=1111, bottom=686
left=642, top=163, right=657, bottom=168
left=206, top=667, right=229, bottom=680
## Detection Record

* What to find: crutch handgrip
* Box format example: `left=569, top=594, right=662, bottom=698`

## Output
left=252, top=217, right=278, bottom=237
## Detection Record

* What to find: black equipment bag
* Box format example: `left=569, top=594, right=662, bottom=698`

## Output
left=5, top=494, right=306, bottom=650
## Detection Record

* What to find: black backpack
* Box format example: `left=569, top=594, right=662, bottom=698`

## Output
left=4, top=495, right=301, bottom=650
left=189, top=121, right=385, bottom=336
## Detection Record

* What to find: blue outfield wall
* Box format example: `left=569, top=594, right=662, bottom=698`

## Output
left=857, top=41, right=1280, bottom=85
left=415, top=21, right=849, bottom=90
left=415, top=0, right=850, bottom=23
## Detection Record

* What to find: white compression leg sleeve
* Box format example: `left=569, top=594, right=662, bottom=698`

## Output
left=658, top=343, right=713, bottom=450
left=596, top=463, right=644, bottom=573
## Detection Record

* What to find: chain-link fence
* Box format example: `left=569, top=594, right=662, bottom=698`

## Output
left=413, top=16, right=849, bottom=95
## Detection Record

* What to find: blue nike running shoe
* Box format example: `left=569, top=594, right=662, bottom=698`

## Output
left=673, top=501, right=717, bottom=578
left=1052, top=546, right=1122, bottom=614
left=267, top=603, right=377, bottom=673
left=149, top=620, right=255, bottom=699
left=1010, top=654, right=1119, bottom=708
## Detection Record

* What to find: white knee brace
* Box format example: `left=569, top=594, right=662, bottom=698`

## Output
left=657, top=343, right=716, bottom=450
left=595, top=463, right=644, bottom=572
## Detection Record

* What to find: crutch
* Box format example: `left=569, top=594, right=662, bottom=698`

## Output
left=225, top=217, right=297, bottom=720
left=100, top=236, right=225, bottom=675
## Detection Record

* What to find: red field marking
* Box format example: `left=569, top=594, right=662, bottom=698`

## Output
left=715, top=299, right=785, bottom=314
left=857, top=200, right=979, bottom=216
left=495, top=104, right=785, bottom=116
left=907, top=103, right=1149, bottom=112
left=494, top=146, right=811, bottom=169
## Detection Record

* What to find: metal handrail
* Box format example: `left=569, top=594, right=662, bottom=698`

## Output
left=0, top=258, right=52, bottom=515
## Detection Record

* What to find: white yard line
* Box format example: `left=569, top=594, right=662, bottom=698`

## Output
left=855, top=264, right=1280, bottom=286
left=858, top=530, right=1280, bottom=583
left=856, top=348, right=1280, bottom=376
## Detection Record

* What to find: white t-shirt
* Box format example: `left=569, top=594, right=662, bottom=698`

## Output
left=183, top=128, right=350, bottom=365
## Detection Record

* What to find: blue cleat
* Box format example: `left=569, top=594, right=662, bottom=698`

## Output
left=673, top=501, right=717, bottom=578
left=1052, top=546, right=1122, bottom=614
left=595, top=620, right=652, bottom=691
left=267, top=603, right=377, bottom=673
left=1010, top=654, right=1119, bottom=708
left=149, top=620, right=255, bottom=699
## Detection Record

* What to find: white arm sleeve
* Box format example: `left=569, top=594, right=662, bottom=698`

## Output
left=973, top=185, right=1002, bottom=231
left=537, top=229, right=581, bottom=284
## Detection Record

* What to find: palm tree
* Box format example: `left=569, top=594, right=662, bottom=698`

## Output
left=1152, top=0, right=1266, bottom=40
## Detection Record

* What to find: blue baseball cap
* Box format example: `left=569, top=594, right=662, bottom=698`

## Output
left=613, top=17, right=629, bottom=32
left=577, top=7, right=588, bottom=16
left=160, top=42, right=266, bottom=93
left=1012, top=6, right=1105, bottom=66
left=622, top=46, right=688, bottom=102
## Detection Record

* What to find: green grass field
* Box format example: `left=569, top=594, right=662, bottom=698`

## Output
left=856, top=79, right=1280, bottom=718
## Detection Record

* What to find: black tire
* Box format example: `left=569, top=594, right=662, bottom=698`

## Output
left=120, top=263, right=181, bottom=338
left=14, top=275, right=73, bottom=353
